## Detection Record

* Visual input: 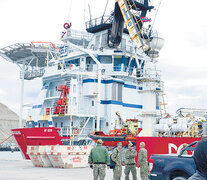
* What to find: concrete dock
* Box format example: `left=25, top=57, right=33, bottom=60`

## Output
left=0, top=152, right=142, bottom=180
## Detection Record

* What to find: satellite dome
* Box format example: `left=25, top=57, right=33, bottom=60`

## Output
left=147, top=30, right=165, bottom=58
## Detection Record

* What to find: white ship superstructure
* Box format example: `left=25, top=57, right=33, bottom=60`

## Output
left=0, top=0, right=166, bottom=142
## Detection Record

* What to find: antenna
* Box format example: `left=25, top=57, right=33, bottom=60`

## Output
left=88, top=4, right=92, bottom=22
left=151, top=0, right=163, bottom=30
left=101, top=0, right=109, bottom=22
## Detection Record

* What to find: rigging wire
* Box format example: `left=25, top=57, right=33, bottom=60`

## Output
left=151, top=0, right=163, bottom=30
left=102, top=0, right=110, bottom=18
left=0, top=134, right=13, bottom=145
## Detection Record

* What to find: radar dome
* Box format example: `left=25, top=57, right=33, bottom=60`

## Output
left=147, top=30, right=165, bottom=58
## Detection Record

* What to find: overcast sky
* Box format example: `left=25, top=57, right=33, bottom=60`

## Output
left=0, top=0, right=207, bottom=118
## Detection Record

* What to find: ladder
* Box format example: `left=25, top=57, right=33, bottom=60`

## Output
left=159, top=93, right=168, bottom=118
left=117, top=0, right=151, bottom=51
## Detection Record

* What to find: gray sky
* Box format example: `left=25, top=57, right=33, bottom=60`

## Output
left=0, top=0, right=207, bottom=117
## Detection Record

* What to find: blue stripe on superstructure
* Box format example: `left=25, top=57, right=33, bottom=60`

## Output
left=83, top=79, right=142, bottom=90
left=101, top=100, right=123, bottom=105
left=124, top=84, right=136, bottom=89
left=32, top=105, right=42, bottom=109
left=100, top=100, right=142, bottom=109
left=82, top=79, right=124, bottom=84
left=123, top=103, right=142, bottom=109
left=83, top=79, right=98, bottom=83
left=156, top=106, right=160, bottom=110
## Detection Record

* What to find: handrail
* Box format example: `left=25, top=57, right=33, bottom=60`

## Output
left=31, top=41, right=60, bottom=51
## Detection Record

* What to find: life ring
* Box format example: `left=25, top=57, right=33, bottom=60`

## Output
left=73, top=129, right=79, bottom=135
left=69, top=64, right=73, bottom=70
left=64, top=22, right=71, bottom=30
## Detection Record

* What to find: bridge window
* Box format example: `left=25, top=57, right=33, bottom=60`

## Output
left=73, top=85, right=76, bottom=93
left=101, top=33, right=108, bottom=48
left=114, top=56, right=129, bottom=72
left=73, top=97, right=77, bottom=105
left=99, top=56, right=112, bottom=64
left=95, top=35, right=100, bottom=50
left=121, top=39, right=126, bottom=50
left=86, top=57, right=95, bottom=71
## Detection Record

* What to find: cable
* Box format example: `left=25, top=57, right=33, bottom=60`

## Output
left=151, top=0, right=163, bottom=30
left=0, top=134, right=13, bottom=145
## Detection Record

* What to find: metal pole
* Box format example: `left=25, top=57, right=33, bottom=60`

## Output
left=97, top=68, right=101, bottom=131
left=70, top=115, right=72, bottom=146
left=19, top=60, right=25, bottom=128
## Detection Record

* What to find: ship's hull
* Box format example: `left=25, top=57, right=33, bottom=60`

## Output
left=11, top=127, right=70, bottom=159
left=12, top=127, right=201, bottom=160
left=89, top=131, right=201, bottom=159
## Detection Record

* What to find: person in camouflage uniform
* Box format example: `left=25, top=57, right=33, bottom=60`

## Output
left=88, top=139, right=110, bottom=180
left=124, top=142, right=137, bottom=180
left=111, top=142, right=123, bottom=180
left=138, top=142, right=149, bottom=180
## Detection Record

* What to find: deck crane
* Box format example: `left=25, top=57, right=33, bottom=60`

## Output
left=109, top=0, right=154, bottom=55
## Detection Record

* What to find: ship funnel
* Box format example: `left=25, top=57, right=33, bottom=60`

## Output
left=147, top=30, right=165, bottom=58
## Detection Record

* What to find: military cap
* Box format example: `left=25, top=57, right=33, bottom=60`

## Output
left=183, top=143, right=188, bottom=148
left=140, top=142, right=145, bottom=148
left=128, top=142, right=133, bottom=146
left=97, top=139, right=103, bottom=144
left=117, top=142, right=122, bottom=146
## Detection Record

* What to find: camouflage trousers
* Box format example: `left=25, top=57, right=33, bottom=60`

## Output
left=113, top=165, right=122, bottom=180
left=140, top=163, right=149, bottom=180
left=124, top=164, right=137, bottom=180
left=93, top=164, right=106, bottom=180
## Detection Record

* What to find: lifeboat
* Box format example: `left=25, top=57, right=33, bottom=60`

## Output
left=89, top=119, right=142, bottom=146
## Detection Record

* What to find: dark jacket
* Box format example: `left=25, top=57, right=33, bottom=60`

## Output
left=88, top=144, right=110, bottom=165
left=188, top=138, right=207, bottom=179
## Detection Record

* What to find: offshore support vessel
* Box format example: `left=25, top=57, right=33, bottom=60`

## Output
left=0, top=0, right=206, bottom=160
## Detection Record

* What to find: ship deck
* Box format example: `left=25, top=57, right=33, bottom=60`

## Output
left=0, top=151, right=141, bottom=180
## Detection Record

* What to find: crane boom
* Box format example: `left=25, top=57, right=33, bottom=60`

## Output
left=110, top=0, right=153, bottom=51
left=117, top=0, right=152, bottom=50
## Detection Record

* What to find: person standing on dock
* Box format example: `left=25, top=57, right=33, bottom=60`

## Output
left=138, top=142, right=149, bottom=180
left=188, top=139, right=207, bottom=180
left=124, top=142, right=137, bottom=180
left=111, top=142, right=123, bottom=180
left=88, top=139, right=110, bottom=180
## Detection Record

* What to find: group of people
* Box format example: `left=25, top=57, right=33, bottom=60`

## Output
left=88, top=139, right=148, bottom=180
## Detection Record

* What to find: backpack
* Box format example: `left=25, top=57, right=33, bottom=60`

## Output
left=109, top=149, right=118, bottom=169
